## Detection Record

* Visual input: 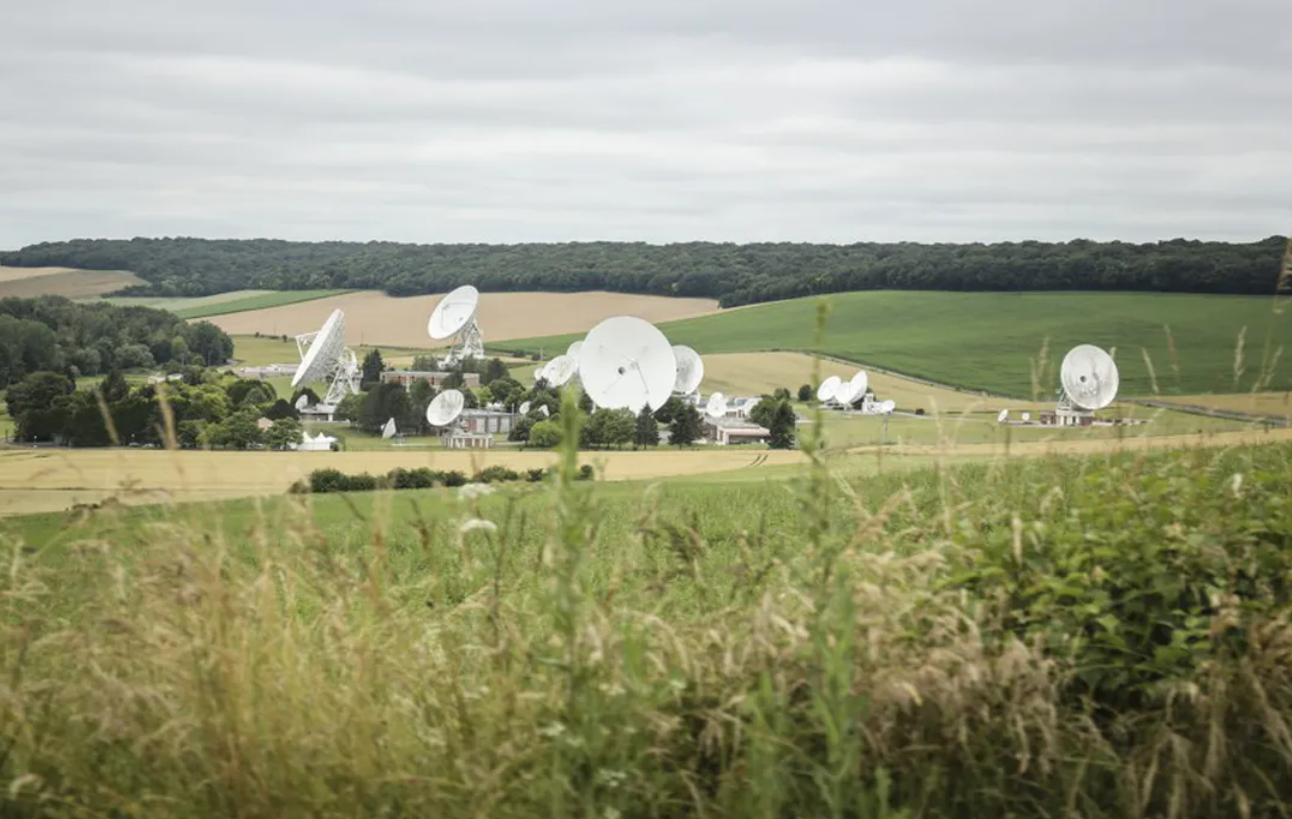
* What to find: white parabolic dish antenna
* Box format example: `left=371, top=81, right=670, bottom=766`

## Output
left=817, top=376, right=842, bottom=403
left=577, top=316, right=677, bottom=411
left=672, top=345, right=704, bottom=394
left=849, top=370, right=868, bottom=400
left=997, top=409, right=1009, bottom=423
left=1022, top=411, right=1032, bottom=422
left=1060, top=344, right=1120, bottom=410
left=426, top=389, right=466, bottom=427
left=519, top=400, right=531, bottom=415
left=879, top=400, right=896, bottom=414
left=541, top=354, right=578, bottom=387
left=381, top=417, right=397, bottom=439
left=294, top=394, right=309, bottom=411
left=291, top=309, right=361, bottom=406
left=705, top=391, right=728, bottom=419
left=427, top=285, right=484, bottom=365
left=834, top=378, right=858, bottom=407
left=567, top=340, right=584, bottom=359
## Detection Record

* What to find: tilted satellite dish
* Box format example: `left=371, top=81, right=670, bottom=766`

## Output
left=1060, top=344, right=1120, bottom=410
left=567, top=340, right=584, bottom=360
left=848, top=370, right=868, bottom=400
left=381, top=417, right=397, bottom=439
left=426, top=389, right=466, bottom=427
left=577, top=316, right=677, bottom=411
left=291, top=309, right=361, bottom=407
left=539, top=405, right=550, bottom=417
left=817, top=376, right=842, bottom=403
left=1022, top=411, right=1032, bottom=423
left=834, top=378, right=859, bottom=407
left=997, top=409, right=1009, bottom=423
left=427, top=285, right=484, bottom=366
left=294, top=394, right=309, bottom=411
left=672, top=345, right=704, bottom=395
left=705, top=391, right=728, bottom=419
left=879, top=400, right=896, bottom=415
left=519, top=400, right=532, bottom=415
left=541, top=354, right=577, bottom=387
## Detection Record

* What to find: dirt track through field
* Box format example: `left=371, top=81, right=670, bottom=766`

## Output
left=203, top=290, right=722, bottom=347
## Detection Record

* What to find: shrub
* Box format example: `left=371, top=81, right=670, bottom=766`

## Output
left=476, top=465, right=520, bottom=484
left=577, top=464, right=594, bottom=481
left=525, top=468, right=546, bottom=482
left=308, top=468, right=350, bottom=494
left=441, top=470, right=468, bottom=487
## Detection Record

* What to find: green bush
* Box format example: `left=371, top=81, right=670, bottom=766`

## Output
left=476, top=465, right=521, bottom=484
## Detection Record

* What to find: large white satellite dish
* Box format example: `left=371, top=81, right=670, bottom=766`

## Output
left=848, top=370, right=868, bottom=400
left=426, top=389, right=466, bottom=427
left=294, top=394, right=309, bottom=411
left=381, top=417, right=397, bottom=440
left=879, top=400, right=896, bottom=415
left=519, top=400, right=531, bottom=415
left=541, top=354, right=578, bottom=387
left=997, top=409, right=1009, bottom=423
left=705, top=392, right=728, bottom=419
left=672, top=345, right=704, bottom=395
left=817, top=376, right=842, bottom=403
left=577, top=316, right=677, bottom=411
left=427, top=285, right=484, bottom=366
left=566, top=340, right=584, bottom=359
left=291, top=309, right=361, bottom=407
left=1060, top=344, right=1120, bottom=410
left=834, top=379, right=859, bottom=407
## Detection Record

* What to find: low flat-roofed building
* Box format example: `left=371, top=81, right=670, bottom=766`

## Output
left=381, top=370, right=481, bottom=389
left=703, top=416, right=772, bottom=446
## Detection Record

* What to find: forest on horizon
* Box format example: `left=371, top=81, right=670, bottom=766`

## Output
left=2, top=235, right=1288, bottom=307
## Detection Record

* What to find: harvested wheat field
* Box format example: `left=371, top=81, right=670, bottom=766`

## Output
left=0, top=447, right=802, bottom=517
left=202, top=290, right=721, bottom=347
left=0, top=266, right=144, bottom=298
left=701, top=352, right=1051, bottom=415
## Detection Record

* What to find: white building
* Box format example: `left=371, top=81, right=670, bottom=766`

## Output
left=703, top=417, right=772, bottom=446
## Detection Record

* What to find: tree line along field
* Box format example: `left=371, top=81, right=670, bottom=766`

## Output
left=2, top=234, right=1286, bottom=306
left=502, top=290, right=1292, bottom=397
left=5, top=435, right=1292, bottom=817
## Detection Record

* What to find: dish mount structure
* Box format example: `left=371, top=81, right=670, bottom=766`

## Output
left=292, top=309, right=361, bottom=408
left=428, top=285, right=485, bottom=367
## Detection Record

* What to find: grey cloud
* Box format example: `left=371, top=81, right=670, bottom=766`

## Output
left=1, top=0, right=1290, bottom=248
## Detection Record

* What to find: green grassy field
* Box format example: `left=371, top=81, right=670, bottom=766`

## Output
left=502, top=290, right=1292, bottom=398
left=4, top=427, right=1292, bottom=817
left=96, top=289, right=349, bottom=319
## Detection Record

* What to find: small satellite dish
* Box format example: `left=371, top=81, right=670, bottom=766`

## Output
left=539, top=405, right=550, bottom=417
left=426, top=389, right=465, bottom=427
left=705, top=391, right=728, bottom=419
left=519, top=400, right=532, bottom=415
left=997, top=409, right=1009, bottom=423
left=1060, top=344, right=1120, bottom=410
left=577, top=316, right=677, bottom=411
left=879, top=400, right=896, bottom=415
left=567, top=340, right=584, bottom=359
left=294, top=394, right=309, bottom=411
left=672, top=345, right=704, bottom=395
left=1022, top=411, right=1032, bottom=423
left=541, top=354, right=578, bottom=387
left=427, top=285, right=484, bottom=365
left=817, top=376, right=842, bottom=403
left=381, top=417, right=397, bottom=439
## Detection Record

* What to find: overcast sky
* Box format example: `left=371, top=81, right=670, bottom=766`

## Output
left=2, top=0, right=1290, bottom=248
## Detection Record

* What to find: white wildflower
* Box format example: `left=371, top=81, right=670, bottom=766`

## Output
left=458, top=483, right=496, bottom=501
left=1231, top=473, right=1244, bottom=496
left=458, top=518, right=498, bottom=535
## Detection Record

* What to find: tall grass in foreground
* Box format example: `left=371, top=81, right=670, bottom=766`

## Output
left=5, top=416, right=1292, bottom=816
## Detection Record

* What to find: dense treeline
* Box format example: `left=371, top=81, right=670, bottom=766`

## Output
left=0, top=296, right=235, bottom=386
left=3, top=236, right=1287, bottom=306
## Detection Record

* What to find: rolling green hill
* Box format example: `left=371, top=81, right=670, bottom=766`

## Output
left=500, top=290, right=1292, bottom=397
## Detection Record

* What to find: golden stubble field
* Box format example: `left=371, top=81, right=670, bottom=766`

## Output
left=204, top=290, right=722, bottom=347
left=1154, top=392, right=1292, bottom=419
left=0, top=265, right=144, bottom=298
left=0, top=447, right=803, bottom=518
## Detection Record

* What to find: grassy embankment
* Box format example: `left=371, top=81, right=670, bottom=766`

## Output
left=4, top=390, right=1292, bottom=817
